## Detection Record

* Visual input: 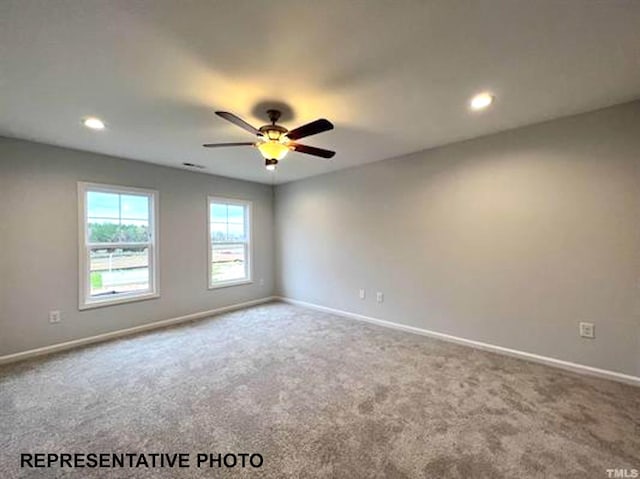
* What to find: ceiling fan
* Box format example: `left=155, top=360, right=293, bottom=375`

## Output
left=203, top=109, right=335, bottom=170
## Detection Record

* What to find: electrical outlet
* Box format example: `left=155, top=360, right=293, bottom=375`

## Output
left=376, top=292, right=384, bottom=303
left=49, top=310, right=61, bottom=323
left=579, top=322, right=595, bottom=339
left=359, top=288, right=366, bottom=300
left=259, top=278, right=264, bottom=287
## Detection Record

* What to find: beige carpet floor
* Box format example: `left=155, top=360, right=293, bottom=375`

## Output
left=1, top=302, right=639, bottom=478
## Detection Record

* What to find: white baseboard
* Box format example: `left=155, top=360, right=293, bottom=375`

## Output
left=0, top=296, right=277, bottom=365
left=276, top=296, right=640, bottom=387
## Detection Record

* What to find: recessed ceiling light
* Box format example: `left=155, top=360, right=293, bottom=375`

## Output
left=470, top=92, right=494, bottom=111
left=83, top=117, right=105, bottom=130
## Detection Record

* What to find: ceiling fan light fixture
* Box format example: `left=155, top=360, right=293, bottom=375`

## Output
left=265, top=158, right=278, bottom=171
left=257, top=140, right=290, bottom=160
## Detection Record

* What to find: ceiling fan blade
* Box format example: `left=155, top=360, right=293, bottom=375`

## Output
left=202, top=142, right=254, bottom=148
left=215, top=111, right=260, bottom=136
left=286, top=119, right=334, bottom=141
left=291, top=143, right=336, bottom=159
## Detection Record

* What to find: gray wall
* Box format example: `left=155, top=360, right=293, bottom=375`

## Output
left=275, top=101, right=640, bottom=377
left=0, top=138, right=275, bottom=356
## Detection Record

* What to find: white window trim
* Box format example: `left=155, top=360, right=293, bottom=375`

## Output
left=78, top=182, right=160, bottom=310
left=207, top=196, right=253, bottom=290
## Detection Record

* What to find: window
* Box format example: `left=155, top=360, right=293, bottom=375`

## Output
left=208, top=197, right=252, bottom=288
left=78, top=182, right=159, bottom=309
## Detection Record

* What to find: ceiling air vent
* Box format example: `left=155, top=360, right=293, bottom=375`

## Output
left=182, top=162, right=206, bottom=169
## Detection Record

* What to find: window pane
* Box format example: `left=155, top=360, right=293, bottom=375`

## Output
left=88, top=219, right=149, bottom=243
left=120, top=220, right=149, bottom=242
left=227, top=223, right=245, bottom=241
left=87, top=191, right=119, bottom=219
left=88, top=218, right=120, bottom=243
left=227, top=205, right=244, bottom=224
left=121, top=194, right=149, bottom=220
left=211, top=203, right=227, bottom=222
left=89, top=247, right=150, bottom=297
left=211, top=222, right=227, bottom=241
left=211, top=244, right=246, bottom=283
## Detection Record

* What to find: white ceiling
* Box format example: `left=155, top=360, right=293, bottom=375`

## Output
left=1, top=0, right=639, bottom=184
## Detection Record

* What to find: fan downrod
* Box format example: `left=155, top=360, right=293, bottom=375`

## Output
left=266, top=109, right=282, bottom=125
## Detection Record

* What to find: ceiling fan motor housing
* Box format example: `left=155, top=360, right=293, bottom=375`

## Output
left=259, top=124, right=288, bottom=141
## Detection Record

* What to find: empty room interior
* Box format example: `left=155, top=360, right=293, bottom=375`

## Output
left=1, top=1, right=640, bottom=478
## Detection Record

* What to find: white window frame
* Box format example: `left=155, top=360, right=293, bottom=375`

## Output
left=78, top=182, right=159, bottom=310
left=207, top=196, right=253, bottom=289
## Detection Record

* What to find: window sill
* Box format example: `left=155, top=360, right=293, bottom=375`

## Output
left=208, top=279, right=253, bottom=290
left=79, top=292, right=160, bottom=311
